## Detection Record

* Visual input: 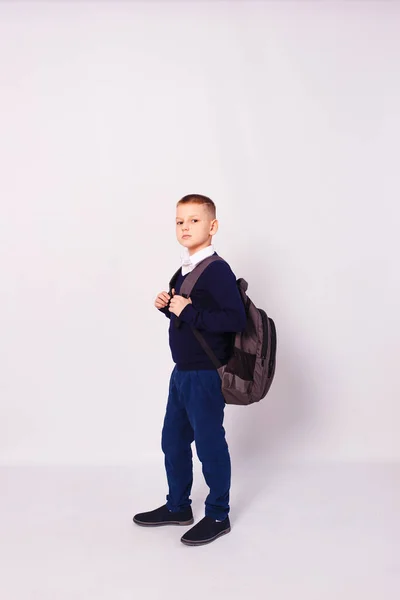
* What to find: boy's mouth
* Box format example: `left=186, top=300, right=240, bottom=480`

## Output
left=182, top=235, right=191, bottom=239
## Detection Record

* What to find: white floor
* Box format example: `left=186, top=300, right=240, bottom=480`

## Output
left=0, top=462, right=399, bottom=600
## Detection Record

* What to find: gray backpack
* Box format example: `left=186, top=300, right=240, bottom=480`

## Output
left=169, top=255, right=277, bottom=406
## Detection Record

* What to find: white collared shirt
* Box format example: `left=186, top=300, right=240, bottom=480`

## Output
left=180, top=244, right=215, bottom=276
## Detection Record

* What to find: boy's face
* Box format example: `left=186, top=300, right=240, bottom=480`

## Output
left=176, top=203, right=218, bottom=256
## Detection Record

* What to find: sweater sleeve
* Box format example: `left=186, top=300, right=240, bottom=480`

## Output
left=178, top=261, right=246, bottom=333
left=158, top=306, right=171, bottom=319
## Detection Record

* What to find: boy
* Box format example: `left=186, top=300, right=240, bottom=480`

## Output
left=133, top=194, right=246, bottom=546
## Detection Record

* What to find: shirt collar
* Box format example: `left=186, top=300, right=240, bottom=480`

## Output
left=181, top=245, right=215, bottom=276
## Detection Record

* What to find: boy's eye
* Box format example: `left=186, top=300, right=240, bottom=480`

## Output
left=176, top=220, right=198, bottom=225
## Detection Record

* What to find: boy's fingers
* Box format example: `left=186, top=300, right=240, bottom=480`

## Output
left=155, top=290, right=175, bottom=307
left=156, top=296, right=168, bottom=306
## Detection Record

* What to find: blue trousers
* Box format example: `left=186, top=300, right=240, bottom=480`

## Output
left=161, top=367, right=231, bottom=521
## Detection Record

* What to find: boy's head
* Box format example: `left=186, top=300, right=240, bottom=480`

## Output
left=176, top=194, right=218, bottom=256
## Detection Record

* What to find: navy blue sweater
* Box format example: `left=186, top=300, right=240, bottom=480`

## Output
left=159, top=255, right=247, bottom=370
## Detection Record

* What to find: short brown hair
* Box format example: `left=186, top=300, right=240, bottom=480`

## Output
left=177, top=194, right=216, bottom=220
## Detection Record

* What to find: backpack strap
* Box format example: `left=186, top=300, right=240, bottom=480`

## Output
left=191, top=328, right=223, bottom=372
left=173, top=254, right=225, bottom=330
left=172, top=254, right=227, bottom=373
left=168, top=254, right=225, bottom=297
left=168, top=268, right=181, bottom=296
left=179, top=254, right=225, bottom=298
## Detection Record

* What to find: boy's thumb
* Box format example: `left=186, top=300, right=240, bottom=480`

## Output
left=171, top=288, right=175, bottom=296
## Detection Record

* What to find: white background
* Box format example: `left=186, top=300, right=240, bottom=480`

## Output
left=1, top=4, right=399, bottom=600
left=0, top=0, right=399, bottom=466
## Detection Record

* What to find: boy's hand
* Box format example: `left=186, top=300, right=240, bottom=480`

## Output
left=155, top=291, right=171, bottom=310
left=169, top=289, right=192, bottom=317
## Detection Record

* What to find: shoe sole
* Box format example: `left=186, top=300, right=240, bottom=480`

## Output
left=133, top=517, right=194, bottom=527
left=180, top=526, right=231, bottom=546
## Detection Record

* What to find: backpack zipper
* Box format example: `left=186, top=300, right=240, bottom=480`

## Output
left=268, top=318, right=277, bottom=378
left=259, top=309, right=269, bottom=366
left=259, top=309, right=276, bottom=378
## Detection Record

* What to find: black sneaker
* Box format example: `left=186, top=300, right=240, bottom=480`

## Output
left=133, top=504, right=194, bottom=527
left=181, top=516, right=231, bottom=546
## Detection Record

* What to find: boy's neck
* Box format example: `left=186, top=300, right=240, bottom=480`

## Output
left=188, top=241, right=213, bottom=257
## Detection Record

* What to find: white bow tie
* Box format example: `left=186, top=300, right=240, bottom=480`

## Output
left=181, top=248, right=193, bottom=272
left=181, top=257, right=193, bottom=274
left=181, top=256, right=193, bottom=267
left=180, top=245, right=215, bottom=275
